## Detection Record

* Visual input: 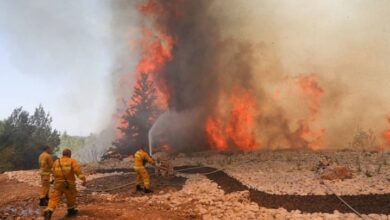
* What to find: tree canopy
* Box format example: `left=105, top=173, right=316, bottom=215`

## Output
left=0, top=105, right=60, bottom=171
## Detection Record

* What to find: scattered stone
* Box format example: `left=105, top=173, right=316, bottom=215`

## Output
left=321, top=166, right=353, bottom=180
left=2, top=151, right=390, bottom=219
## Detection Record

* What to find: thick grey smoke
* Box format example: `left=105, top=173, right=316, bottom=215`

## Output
left=220, top=0, right=390, bottom=148
left=136, top=0, right=390, bottom=150
left=7, top=0, right=388, bottom=152
left=110, top=0, right=140, bottom=112
left=138, top=0, right=310, bottom=150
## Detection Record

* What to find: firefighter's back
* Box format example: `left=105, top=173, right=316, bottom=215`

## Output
left=52, top=157, right=77, bottom=182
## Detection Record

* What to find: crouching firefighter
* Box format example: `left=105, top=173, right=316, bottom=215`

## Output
left=39, top=145, right=53, bottom=206
left=43, top=148, right=86, bottom=220
left=134, top=147, right=154, bottom=193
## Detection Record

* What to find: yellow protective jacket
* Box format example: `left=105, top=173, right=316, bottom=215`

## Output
left=52, top=156, right=86, bottom=183
left=39, top=151, right=53, bottom=176
left=134, top=149, right=154, bottom=169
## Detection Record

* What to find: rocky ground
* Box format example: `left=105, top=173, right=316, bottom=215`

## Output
left=173, top=150, right=390, bottom=195
left=1, top=149, right=389, bottom=219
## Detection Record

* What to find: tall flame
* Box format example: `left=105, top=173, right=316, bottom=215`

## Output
left=134, top=28, right=173, bottom=108
left=115, top=1, right=332, bottom=151
left=115, top=0, right=177, bottom=138
left=206, top=87, right=260, bottom=150
left=205, top=117, right=227, bottom=150
left=383, top=114, right=390, bottom=150
left=295, top=74, right=325, bottom=149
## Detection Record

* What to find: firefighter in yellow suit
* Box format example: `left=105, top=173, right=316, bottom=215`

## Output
left=43, top=148, right=86, bottom=220
left=134, top=148, right=154, bottom=193
left=38, top=145, right=53, bottom=206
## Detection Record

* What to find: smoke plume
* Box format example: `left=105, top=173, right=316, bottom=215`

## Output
left=114, top=0, right=390, bottom=151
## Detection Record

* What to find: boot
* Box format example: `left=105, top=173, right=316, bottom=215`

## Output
left=144, top=188, right=153, bottom=193
left=43, top=210, right=52, bottom=220
left=44, top=194, right=49, bottom=205
left=67, top=208, right=79, bottom=217
left=39, top=198, right=48, bottom=206
left=136, top=184, right=143, bottom=192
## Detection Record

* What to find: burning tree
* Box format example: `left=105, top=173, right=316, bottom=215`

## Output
left=112, top=1, right=329, bottom=151
left=113, top=73, right=162, bottom=154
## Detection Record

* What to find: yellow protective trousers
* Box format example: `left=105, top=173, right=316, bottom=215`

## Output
left=46, top=182, right=77, bottom=211
left=40, top=175, right=50, bottom=199
left=134, top=167, right=150, bottom=189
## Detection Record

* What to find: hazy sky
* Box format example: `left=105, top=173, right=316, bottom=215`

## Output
left=0, top=0, right=115, bottom=135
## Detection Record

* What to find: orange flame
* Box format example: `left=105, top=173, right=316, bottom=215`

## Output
left=295, top=74, right=324, bottom=149
left=206, top=117, right=228, bottom=150
left=135, top=0, right=184, bottom=108
left=115, top=1, right=178, bottom=138
left=297, top=75, right=323, bottom=117
left=133, top=0, right=182, bottom=108
left=134, top=28, right=173, bottom=108
left=383, top=114, right=390, bottom=150
left=205, top=88, right=260, bottom=150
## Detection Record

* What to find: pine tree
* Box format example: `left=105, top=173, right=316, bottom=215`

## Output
left=113, top=73, right=162, bottom=154
left=0, top=105, right=60, bottom=171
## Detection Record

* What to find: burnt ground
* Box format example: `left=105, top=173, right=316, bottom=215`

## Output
left=85, top=171, right=186, bottom=195
left=177, top=166, right=390, bottom=215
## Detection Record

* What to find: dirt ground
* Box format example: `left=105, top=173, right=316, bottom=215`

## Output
left=2, top=151, right=390, bottom=219
left=0, top=174, right=41, bottom=218
left=0, top=173, right=197, bottom=220
left=85, top=171, right=186, bottom=195
left=48, top=202, right=194, bottom=220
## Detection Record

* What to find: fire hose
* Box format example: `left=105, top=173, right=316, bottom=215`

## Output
left=316, top=175, right=375, bottom=220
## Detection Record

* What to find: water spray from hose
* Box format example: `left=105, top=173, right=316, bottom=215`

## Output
left=148, top=111, right=167, bottom=156
left=148, top=128, right=153, bottom=156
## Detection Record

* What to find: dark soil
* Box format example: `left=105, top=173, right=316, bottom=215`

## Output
left=86, top=170, right=186, bottom=195
left=174, top=166, right=216, bottom=173
left=178, top=166, right=390, bottom=214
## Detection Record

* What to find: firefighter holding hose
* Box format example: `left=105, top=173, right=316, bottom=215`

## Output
left=43, top=148, right=86, bottom=220
left=134, top=147, right=154, bottom=193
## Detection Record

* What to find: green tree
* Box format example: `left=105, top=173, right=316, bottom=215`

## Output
left=0, top=120, right=5, bottom=134
left=0, top=120, right=15, bottom=171
left=0, top=105, right=60, bottom=171
left=113, top=73, right=162, bottom=154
